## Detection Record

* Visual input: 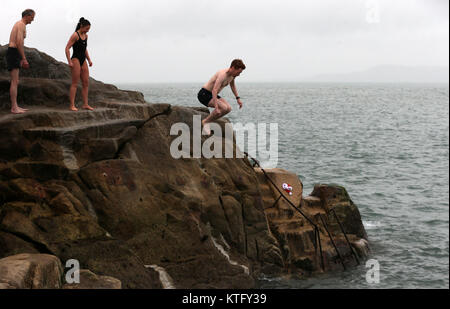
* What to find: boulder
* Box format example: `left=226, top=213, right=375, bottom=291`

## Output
left=0, top=253, right=63, bottom=289
left=310, top=184, right=368, bottom=239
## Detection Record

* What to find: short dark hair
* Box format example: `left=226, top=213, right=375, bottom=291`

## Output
left=230, top=59, right=246, bottom=70
left=22, top=9, right=35, bottom=18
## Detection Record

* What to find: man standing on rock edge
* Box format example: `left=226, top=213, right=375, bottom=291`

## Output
left=197, top=59, right=245, bottom=135
left=6, top=9, right=35, bottom=114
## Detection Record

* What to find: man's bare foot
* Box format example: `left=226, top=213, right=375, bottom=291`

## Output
left=11, top=107, right=27, bottom=114
left=70, top=106, right=78, bottom=111
left=202, top=121, right=211, bottom=135
left=82, top=105, right=94, bottom=111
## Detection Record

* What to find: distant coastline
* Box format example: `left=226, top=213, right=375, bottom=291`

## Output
left=304, top=65, right=449, bottom=84
left=108, top=65, right=450, bottom=85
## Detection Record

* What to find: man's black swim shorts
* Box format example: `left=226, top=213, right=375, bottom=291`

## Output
left=197, top=88, right=221, bottom=107
left=6, top=47, right=21, bottom=71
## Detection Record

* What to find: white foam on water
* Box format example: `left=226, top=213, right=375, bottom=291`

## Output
left=211, top=235, right=249, bottom=275
left=363, top=221, right=382, bottom=229
left=145, top=265, right=176, bottom=289
left=352, top=238, right=371, bottom=257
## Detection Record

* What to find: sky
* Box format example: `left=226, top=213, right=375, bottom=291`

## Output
left=1, top=0, right=449, bottom=83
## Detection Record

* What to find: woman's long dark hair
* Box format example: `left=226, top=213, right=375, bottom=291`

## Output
left=75, top=17, right=91, bottom=31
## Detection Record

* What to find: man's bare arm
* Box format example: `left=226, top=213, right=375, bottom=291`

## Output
left=230, top=79, right=243, bottom=109
left=230, top=79, right=239, bottom=98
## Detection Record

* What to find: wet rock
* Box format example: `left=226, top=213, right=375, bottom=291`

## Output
left=311, top=184, right=368, bottom=239
left=352, top=238, right=370, bottom=258
left=256, top=168, right=368, bottom=273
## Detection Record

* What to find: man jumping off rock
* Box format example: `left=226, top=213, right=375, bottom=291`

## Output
left=197, top=59, right=246, bottom=135
left=6, top=9, right=35, bottom=114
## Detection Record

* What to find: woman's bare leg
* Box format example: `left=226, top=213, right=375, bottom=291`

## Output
left=69, top=59, right=81, bottom=111
left=80, top=60, right=94, bottom=110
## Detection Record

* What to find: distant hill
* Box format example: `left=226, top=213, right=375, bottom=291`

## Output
left=306, top=65, right=449, bottom=83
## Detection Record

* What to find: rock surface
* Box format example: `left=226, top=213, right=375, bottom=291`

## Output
left=0, top=253, right=122, bottom=289
left=0, top=253, right=63, bottom=289
left=0, top=46, right=369, bottom=288
left=63, top=269, right=122, bottom=289
left=255, top=168, right=368, bottom=274
left=0, top=45, right=144, bottom=110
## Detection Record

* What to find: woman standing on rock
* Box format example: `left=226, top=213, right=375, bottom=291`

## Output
left=65, top=17, right=94, bottom=111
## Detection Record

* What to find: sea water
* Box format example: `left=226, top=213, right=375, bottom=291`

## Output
left=117, top=82, right=449, bottom=289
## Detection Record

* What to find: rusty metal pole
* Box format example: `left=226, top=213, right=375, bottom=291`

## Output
left=331, top=208, right=360, bottom=266
left=316, top=227, right=325, bottom=271
left=245, top=152, right=328, bottom=272
left=319, top=214, right=346, bottom=271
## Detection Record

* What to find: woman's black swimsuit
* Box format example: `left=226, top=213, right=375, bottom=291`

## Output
left=71, top=31, right=87, bottom=66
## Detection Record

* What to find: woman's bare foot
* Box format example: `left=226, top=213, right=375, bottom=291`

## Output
left=70, top=106, right=78, bottom=111
left=82, top=105, right=94, bottom=111
left=11, top=107, right=28, bottom=114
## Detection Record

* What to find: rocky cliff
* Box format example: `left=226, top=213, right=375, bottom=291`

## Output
left=0, top=45, right=144, bottom=110
left=0, top=46, right=369, bottom=289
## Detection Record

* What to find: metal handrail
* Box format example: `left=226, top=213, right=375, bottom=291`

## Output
left=245, top=152, right=327, bottom=270
left=330, top=208, right=360, bottom=265
left=244, top=152, right=356, bottom=271
left=319, top=214, right=346, bottom=270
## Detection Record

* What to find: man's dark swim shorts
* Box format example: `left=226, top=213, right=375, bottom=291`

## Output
left=6, top=47, right=21, bottom=71
left=197, top=88, right=221, bottom=107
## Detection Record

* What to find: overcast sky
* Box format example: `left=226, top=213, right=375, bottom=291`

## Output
left=1, top=0, right=448, bottom=83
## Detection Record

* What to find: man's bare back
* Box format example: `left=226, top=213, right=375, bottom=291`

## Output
left=9, top=21, right=27, bottom=48
left=203, top=69, right=235, bottom=94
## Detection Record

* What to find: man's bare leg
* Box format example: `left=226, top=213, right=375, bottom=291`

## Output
left=202, top=98, right=232, bottom=135
left=10, top=69, right=28, bottom=114
left=80, top=61, right=94, bottom=111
